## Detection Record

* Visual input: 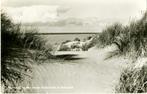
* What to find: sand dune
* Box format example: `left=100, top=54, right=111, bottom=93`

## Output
left=28, top=45, right=128, bottom=93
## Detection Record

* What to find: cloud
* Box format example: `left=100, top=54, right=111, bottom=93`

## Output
left=4, top=5, right=59, bottom=23
left=3, top=0, right=146, bottom=24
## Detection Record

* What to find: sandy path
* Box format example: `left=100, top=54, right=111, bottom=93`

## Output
left=29, top=46, right=127, bottom=93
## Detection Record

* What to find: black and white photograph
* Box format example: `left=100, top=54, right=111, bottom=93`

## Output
left=1, top=0, right=147, bottom=93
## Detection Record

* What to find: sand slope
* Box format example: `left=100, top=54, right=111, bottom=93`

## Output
left=29, top=45, right=128, bottom=93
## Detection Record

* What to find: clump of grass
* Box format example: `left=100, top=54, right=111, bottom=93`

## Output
left=115, top=62, right=147, bottom=93
left=97, top=11, right=147, bottom=58
left=97, top=23, right=123, bottom=47
left=1, top=12, right=32, bottom=92
left=1, top=12, right=52, bottom=93
left=114, top=12, right=147, bottom=93
left=96, top=11, right=147, bottom=93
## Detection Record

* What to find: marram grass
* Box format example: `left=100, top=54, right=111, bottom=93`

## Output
left=1, top=12, right=52, bottom=93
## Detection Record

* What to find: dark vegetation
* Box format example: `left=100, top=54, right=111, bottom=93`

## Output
left=97, top=15, right=147, bottom=58
left=1, top=12, right=52, bottom=93
left=97, top=12, right=147, bottom=59
left=96, top=11, right=147, bottom=93
left=115, top=64, right=147, bottom=93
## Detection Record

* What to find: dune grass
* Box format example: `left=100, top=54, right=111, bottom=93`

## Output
left=115, top=64, right=147, bottom=93
left=97, top=11, right=147, bottom=58
left=1, top=12, right=53, bottom=93
left=96, top=11, right=147, bottom=93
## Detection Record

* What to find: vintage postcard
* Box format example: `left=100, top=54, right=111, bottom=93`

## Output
left=1, top=0, right=147, bottom=93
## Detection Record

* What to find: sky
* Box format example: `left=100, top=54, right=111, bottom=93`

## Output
left=2, top=0, right=146, bottom=24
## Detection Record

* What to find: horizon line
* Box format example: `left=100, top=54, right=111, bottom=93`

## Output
left=25, top=32, right=100, bottom=35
